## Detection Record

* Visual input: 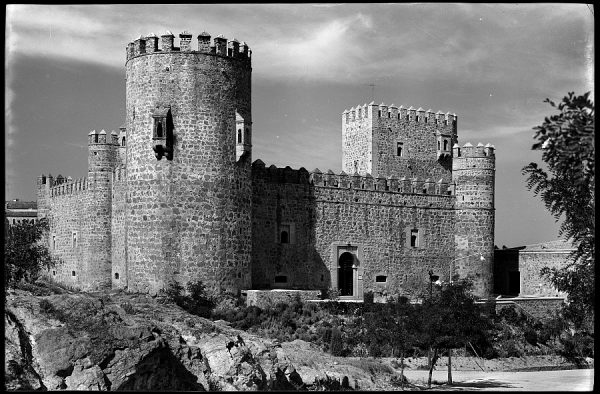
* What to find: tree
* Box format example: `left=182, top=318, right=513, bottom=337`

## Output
left=4, top=218, right=56, bottom=287
left=522, top=92, right=595, bottom=321
left=420, top=279, right=491, bottom=388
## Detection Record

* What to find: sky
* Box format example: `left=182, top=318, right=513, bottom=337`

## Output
left=4, top=4, right=594, bottom=247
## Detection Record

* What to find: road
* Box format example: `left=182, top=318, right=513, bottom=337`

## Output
left=402, top=369, right=594, bottom=391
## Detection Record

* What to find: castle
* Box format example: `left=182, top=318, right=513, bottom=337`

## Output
left=37, top=31, right=496, bottom=300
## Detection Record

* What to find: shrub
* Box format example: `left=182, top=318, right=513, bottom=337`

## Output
left=330, top=326, right=343, bottom=356
left=165, top=280, right=215, bottom=318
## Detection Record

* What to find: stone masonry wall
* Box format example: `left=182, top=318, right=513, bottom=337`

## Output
left=111, top=168, right=127, bottom=289
left=252, top=162, right=457, bottom=300
left=520, top=251, right=570, bottom=297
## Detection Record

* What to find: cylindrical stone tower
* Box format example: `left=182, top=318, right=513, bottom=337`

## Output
left=124, top=31, right=252, bottom=295
left=84, top=129, right=118, bottom=290
left=452, top=142, right=495, bottom=297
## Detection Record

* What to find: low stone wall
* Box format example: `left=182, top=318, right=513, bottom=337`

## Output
left=494, top=297, right=565, bottom=321
left=244, top=290, right=322, bottom=308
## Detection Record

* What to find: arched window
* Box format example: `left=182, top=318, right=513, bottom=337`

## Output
left=237, top=129, right=242, bottom=143
left=121, top=137, right=126, bottom=146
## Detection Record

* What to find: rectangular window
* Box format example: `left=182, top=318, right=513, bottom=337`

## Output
left=397, top=142, right=404, bottom=157
left=410, top=229, right=419, bottom=247
left=72, top=232, right=77, bottom=248
left=52, top=235, right=56, bottom=250
left=375, top=275, right=387, bottom=283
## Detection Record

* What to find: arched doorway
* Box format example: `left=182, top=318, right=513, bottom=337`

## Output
left=338, top=252, right=355, bottom=296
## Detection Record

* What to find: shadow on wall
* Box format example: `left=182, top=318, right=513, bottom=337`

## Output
left=251, top=164, right=329, bottom=292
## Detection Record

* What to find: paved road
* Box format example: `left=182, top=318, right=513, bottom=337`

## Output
left=403, top=369, right=594, bottom=391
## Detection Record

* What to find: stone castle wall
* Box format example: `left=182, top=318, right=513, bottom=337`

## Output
left=519, top=251, right=569, bottom=297
left=251, top=162, right=457, bottom=299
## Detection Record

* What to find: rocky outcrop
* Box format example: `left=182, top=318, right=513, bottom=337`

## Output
left=4, top=289, right=315, bottom=391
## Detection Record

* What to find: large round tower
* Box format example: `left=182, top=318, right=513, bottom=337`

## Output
left=452, top=142, right=495, bottom=297
left=124, top=30, right=252, bottom=295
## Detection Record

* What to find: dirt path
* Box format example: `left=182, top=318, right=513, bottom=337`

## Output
left=403, top=369, right=594, bottom=391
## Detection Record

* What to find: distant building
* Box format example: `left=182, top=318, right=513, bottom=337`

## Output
left=5, top=200, right=38, bottom=226
left=494, top=239, right=574, bottom=297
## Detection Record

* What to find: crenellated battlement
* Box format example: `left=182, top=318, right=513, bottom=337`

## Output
left=251, top=159, right=454, bottom=196
left=88, top=129, right=121, bottom=146
left=452, top=141, right=495, bottom=158
left=46, top=176, right=89, bottom=198
left=126, top=30, right=251, bottom=62
left=342, top=101, right=457, bottom=129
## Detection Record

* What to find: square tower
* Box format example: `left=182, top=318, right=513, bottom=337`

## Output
left=342, top=102, right=457, bottom=183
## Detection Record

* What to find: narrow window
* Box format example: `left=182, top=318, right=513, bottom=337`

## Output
left=156, top=121, right=163, bottom=138
left=52, top=235, right=56, bottom=250
left=121, top=137, right=126, bottom=146
left=416, top=115, right=419, bottom=122
left=72, top=232, right=77, bottom=248
left=275, top=275, right=288, bottom=283
left=115, top=273, right=120, bottom=279
left=237, top=129, right=242, bottom=143
left=406, top=114, right=409, bottom=121
left=397, top=113, right=400, bottom=120
left=72, top=271, right=76, bottom=277
left=378, top=110, right=381, bottom=117
left=410, top=229, right=419, bottom=247
left=443, top=140, right=448, bottom=151
left=457, top=148, right=461, bottom=157
left=280, top=231, right=289, bottom=244
left=53, top=270, right=56, bottom=276
left=397, top=142, right=403, bottom=157
left=375, top=275, right=387, bottom=283
left=425, top=116, right=428, bottom=123
left=94, top=134, right=99, bottom=143
left=438, top=141, right=441, bottom=150
left=388, top=112, right=390, bottom=118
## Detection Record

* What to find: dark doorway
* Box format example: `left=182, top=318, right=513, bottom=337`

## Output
left=338, top=252, right=354, bottom=296
left=508, top=271, right=520, bottom=296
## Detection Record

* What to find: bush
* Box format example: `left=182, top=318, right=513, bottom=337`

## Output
left=330, top=326, right=343, bottom=356
left=5, top=219, right=56, bottom=288
left=165, top=280, right=215, bottom=318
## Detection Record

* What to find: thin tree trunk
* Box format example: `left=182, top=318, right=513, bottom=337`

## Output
left=447, top=348, right=453, bottom=385
left=427, top=347, right=439, bottom=388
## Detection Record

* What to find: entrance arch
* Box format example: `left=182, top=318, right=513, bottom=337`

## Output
left=338, top=252, right=355, bottom=296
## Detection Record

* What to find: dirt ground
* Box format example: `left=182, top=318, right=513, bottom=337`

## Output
left=403, top=369, right=594, bottom=391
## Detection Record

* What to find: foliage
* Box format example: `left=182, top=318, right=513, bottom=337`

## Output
left=4, top=218, right=56, bottom=287
left=329, top=326, right=343, bottom=356
left=522, top=91, right=595, bottom=315
left=165, top=280, right=215, bottom=318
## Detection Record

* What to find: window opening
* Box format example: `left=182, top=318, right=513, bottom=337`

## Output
left=72, top=271, right=76, bottom=276
left=280, top=231, right=289, bottom=244
left=444, top=140, right=448, bottom=151
left=72, top=232, right=77, bottom=248
left=274, top=275, right=288, bottom=283
left=94, top=134, right=98, bottom=143
left=237, top=129, right=242, bottom=143
left=397, top=142, right=403, bottom=157
left=375, top=275, right=387, bottom=283
left=378, top=110, right=381, bottom=117
left=438, top=141, right=441, bottom=150
left=115, top=273, right=120, bottom=279
left=121, top=137, right=126, bottom=146
left=410, top=229, right=419, bottom=247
